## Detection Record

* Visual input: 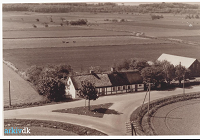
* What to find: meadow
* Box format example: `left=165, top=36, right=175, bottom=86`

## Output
left=3, top=11, right=200, bottom=72
left=3, top=43, right=200, bottom=72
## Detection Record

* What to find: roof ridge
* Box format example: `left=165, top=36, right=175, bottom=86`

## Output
left=162, top=53, right=196, bottom=60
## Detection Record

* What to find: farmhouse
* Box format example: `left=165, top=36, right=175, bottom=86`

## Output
left=157, top=53, right=200, bottom=77
left=65, top=69, right=144, bottom=98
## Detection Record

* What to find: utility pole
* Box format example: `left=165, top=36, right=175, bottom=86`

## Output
left=9, top=81, right=11, bottom=106
left=183, top=74, right=185, bottom=95
left=148, top=82, right=151, bottom=116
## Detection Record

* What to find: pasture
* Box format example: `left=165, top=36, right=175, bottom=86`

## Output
left=3, top=43, right=200, bottom=72
left=3, top=11, right=200, bottom=72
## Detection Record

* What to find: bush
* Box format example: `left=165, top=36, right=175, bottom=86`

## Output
left=45, top=23, right=48, bottom=27
left=70, top=19, right=88, bottom=25
left=25, top=64, right=72, bottom=101
left=36, top=77, right=66, bottom=101
left=112, top=19, right=118, bottom=22
left=32, top=24, right=37, bottom=28
left=120, top=19, right=125, bottom=22
left=25, top=65, right=43, bottom=85
left=151, top=14, right=164, bottom=20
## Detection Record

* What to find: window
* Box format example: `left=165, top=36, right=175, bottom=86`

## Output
left=123, top=85, right=126, bottom=90
left=128, top=85, right=131, bottom=90
left=118, top=86, right=121, bottom=91
left=113, top=87, right=116, bottom=91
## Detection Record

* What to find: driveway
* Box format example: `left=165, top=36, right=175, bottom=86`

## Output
left=4, top=85, right=200, bottom=135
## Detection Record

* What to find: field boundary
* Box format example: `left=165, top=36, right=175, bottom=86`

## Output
left=130, top=91, right=200, bottom=135
left=3, top=59, right=27, bottom=80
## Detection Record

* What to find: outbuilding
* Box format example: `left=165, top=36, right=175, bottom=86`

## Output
left=157, top=53, right=200, bottom=77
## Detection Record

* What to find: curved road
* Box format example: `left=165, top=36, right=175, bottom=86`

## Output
left=4, top=85, right=200, bottom=135
left=151, top=98, right=200, bottom=135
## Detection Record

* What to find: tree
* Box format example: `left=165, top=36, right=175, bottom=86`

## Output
left=26, top=64, right=72, bottom=101
left=37, top=76, right=65, bottom=101
left=130, top=58, right=149, bottom=71
left=25, top=65, right=43, bottom=85
left=78, top=80, right=98, bottom=110
left=115, top=58, right=149, bottom=72
left=141, top=65, right=164, bottom=88
left=175, top=64, right=190, bottom=86
left=155, top=60, right=175, bottom=85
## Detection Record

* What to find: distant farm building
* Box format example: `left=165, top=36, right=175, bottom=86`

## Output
left=157, top=53, right=200, bottom=77
left=65, top=69, right=144, bottom=98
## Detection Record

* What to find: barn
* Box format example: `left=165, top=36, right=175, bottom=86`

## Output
left=65, top=69, right=144, bottom=98
left=157, top=53, right=200, bottom=77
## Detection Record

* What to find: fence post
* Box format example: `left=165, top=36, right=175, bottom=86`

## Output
left=9, top=81, right=11, bottom=106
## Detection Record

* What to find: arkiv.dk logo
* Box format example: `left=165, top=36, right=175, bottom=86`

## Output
left=4, top=127, right=30, bottom=134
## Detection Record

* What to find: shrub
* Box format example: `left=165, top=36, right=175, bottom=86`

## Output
left=32, top=24, right=37, bottom=28
left=70, top=19, right=88, bottom=25
left=36, top=77, right=66, bottom=101
left=120, top=19, right=125, bottom=22
left=25, top=64, right=72, bottom=101
left=45, top=23, right=48, bottom=27
left=25, top=65, right=43, bottom=85
left=112, top=19, right=118, bottom=22
left=151, top=14, right=164, bottom=20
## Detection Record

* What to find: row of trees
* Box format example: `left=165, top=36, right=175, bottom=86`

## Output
left=26, top=64, right=73, bottom=101
left=114, top=58, right=190, bottom=87
left=3, top=3, right=200, bottom=14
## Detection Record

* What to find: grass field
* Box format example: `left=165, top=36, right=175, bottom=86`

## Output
left=3, top=11, right=200, bottom=106
left=3, top=43, right=200, bottom=72
left=3, top=63, right=45, bottom=106
left=3, top=36, right=169, bottom=49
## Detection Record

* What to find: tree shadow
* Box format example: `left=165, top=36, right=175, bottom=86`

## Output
left=92, top=108, right=122, bottom=115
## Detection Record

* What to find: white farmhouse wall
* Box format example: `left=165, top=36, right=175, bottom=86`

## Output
left=65, top=77, right=76, bottom=98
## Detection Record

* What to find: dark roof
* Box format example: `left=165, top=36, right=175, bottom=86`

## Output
left=71, top=73, right=112, bottom=90
left=108, top=71, right=143, bottom=86
left=70, top=71, right=143, bottom=89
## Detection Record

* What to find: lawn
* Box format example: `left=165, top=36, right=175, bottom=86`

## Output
left=52, top=103, right=122, bottom=118
left=3, top=43, right=200, bottom=72
left=4, top=119, right=106, bottom=135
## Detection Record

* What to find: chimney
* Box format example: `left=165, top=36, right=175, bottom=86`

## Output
left=90, top=70, right=94, bottom=74
left=111, top=67, right=116, bottom=72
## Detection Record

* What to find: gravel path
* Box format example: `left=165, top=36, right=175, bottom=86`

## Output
left=151, top=98, right=200, bottom=135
